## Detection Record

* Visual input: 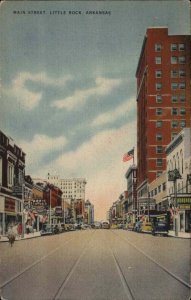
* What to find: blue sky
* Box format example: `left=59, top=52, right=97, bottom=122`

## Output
left=0, top=0, right=190, bottom=219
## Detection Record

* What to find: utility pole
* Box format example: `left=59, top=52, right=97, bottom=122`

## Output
left=49, top=188, right=52, bottom=226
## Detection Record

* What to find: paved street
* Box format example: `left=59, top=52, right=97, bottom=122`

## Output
left=0, top=230, right=190, bottom=300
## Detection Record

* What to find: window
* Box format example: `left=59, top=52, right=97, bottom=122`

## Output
left=156, top=70, right=162, bottom=78
left=179, top=43, right=185, bottom=51
left=179, top=56, right=186, bottom=64
left=158, top=185, right=161, bottom=193
left=156, top=133, right=162, bottom=141
left=156, top=95, right=162, bottom=103
left=171, top=95, right=178, bottom=103
left=155, top=44, right=162, bottom=51
left=156, top=146, right=163, bottom=154
left=180, top=120, right=186, bottom=128
left=156, top=108, right=162, bottom=115
left=171, top=83, right=178, bottom=90
left=7, top=163, right=14, bottom=187
left=162, top=183, right=166, bottom=191
left=155, top=57, right=161, bottom=64
left=172, top=108, right=178, bottom=115
left=171, top=56, right=177, bottom=64
left=18, top=169, right=24, bottom=185
left=171, top=70, right=178, bottom=78
left=180, top=95, right=186, bottom=102
left=171, top=120, right=178, bottom=128
left=179, top=70, right=186, bottom=77
left=156, top=159, right=163, bottom=167
left=179, top=82, right=186, bottom=89
left=171, top=44, right=177, bottom=51
left=180, top=107, right=186, bottom=115
left=156, top=83, right=162, bottom=90
left=156, top=120, right=162, bottom=128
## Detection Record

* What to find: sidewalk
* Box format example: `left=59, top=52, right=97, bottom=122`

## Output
left=168, top=230, right=191, bottom=239
left=0, top=231, right=41, bottom=242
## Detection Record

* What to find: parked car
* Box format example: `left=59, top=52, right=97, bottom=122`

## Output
left=140, top=221, right=152, bottom=233
left=81, top=224, right=91, bottom=230
left=117, top=223, right=123, bottom=229
left=152, top=219, right=168, bottom=236
left=127, top=223, right=134, bottom=231
left=52, top=224, right=60, bottom=234
left=95, top=222, right=101, bottom=229
left=40, top=224, right=54, bottom=236
left=74, top=223, right=82, bottom=230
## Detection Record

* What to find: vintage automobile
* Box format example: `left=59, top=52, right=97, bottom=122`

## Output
left=152, top=218, right=168, bottom=236
left=40, top=224, right=54, bottom=236
left=101, top=221, right=110, bottom=229
left=140, top=221, right=152, bottom=233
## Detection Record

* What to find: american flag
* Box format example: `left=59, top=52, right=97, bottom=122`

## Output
left=123, top=148, right=134, bottom=162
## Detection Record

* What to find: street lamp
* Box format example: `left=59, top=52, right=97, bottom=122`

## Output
left=168, top=169, right=182, bottom=236
left=49, top=189, right=52, bottom=226
left=186, top=174, right=191, bottom=193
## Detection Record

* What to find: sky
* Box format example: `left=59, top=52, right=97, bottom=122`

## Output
left=0, top=0, right=190, bottom=220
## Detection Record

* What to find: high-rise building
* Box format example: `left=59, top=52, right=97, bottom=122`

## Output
left=136, top=27, right=191, bottom=199
left=47, top=174, right=87, bottom=202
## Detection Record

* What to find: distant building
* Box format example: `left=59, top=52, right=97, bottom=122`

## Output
left=136, top=27, right=191, bottom=205
left=84, top=199, right=94, bottom=225
left=47, top=174, right=87, bottom=202
left=0, top=130, right=26, bottom=235
left=125, top=164, right=137, bottom=222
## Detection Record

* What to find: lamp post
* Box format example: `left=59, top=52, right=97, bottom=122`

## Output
left=22, top=183, right=25, bottom=238
left=168, top=169, right=182, bottom=236
left=49, top=189, right=52, bottom=226
left=147, top=186, right=150, bottom=222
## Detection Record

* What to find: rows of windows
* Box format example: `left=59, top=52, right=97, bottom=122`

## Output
left=155, top=56, right=186, bottom=64
left=155, top=82, right=186, bottom=91
left=150, top=182, right=166, bottom=198
left=156, top=119, right=186, bottom=128
left=155, top=107, right=186, bottom=116
left=156, top=95, right=186, bottom=103
left=155, top=69, right=186, bottom=79
left=155, top=43, right=186, bottom=52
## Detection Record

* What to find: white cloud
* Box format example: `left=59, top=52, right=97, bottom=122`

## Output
left=3, top=72, right=72, bottom=111
left=91, top=98, right=135, bottom=127
left=32, top=122, right=136, bottom=220
left=52, top=77, right=124, bottom=111
left=20, top=134, right=68, bottom=170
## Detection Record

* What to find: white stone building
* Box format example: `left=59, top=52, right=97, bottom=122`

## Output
left=166, top=128, right=191, bottom=235
left=47, top=174, right=87, bottom=202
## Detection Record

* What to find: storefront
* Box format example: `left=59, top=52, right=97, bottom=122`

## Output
left=0, top=194, right=22, bottom=235
left=177, top=196, right=191, bottom=233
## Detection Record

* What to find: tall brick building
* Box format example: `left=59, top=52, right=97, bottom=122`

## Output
left=136, top=27, right=191, bottom=198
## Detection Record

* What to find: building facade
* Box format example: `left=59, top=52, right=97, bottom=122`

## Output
left=136, top=27, right=191, bottom=202
left=166, top=128, right=191, bottom=235
left=84, top=199, right=94, bottom=225
left=0, top=130, right=26, bottom=235
left=47, top=174, right=87, bottom=202
left=125, top=165, right=137, bottom=222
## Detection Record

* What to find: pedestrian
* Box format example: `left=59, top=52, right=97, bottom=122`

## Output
left=17, top=223, right=22, bottom=236
left=7, top=225, right=16, bottom=247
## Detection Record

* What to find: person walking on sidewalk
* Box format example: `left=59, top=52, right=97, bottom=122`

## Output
left=7, top=224, right=16, bottom=247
